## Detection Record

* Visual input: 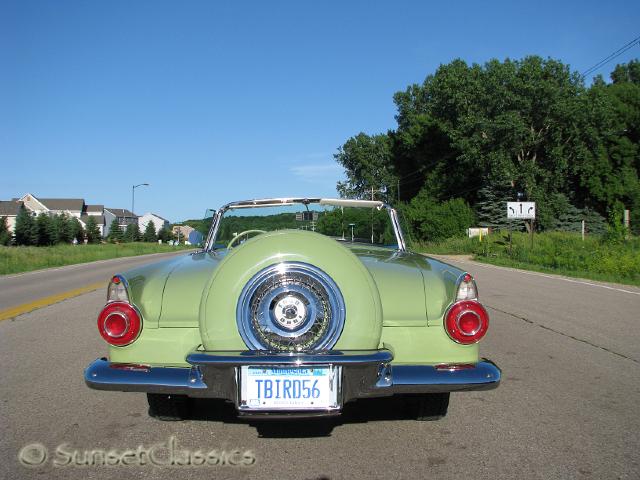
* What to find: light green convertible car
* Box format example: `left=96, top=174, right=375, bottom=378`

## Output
left=85, top=197, right=500, bottom=420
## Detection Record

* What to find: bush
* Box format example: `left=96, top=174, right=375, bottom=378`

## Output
left=401, top=190, right=475, bottom=242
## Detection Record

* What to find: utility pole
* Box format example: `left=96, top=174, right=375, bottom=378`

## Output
left=371, top=186, right=374, bottom=243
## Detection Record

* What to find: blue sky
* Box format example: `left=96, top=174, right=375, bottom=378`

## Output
left=2, top=1, right=639, bottom=221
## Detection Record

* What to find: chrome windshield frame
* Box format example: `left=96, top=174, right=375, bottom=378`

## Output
left=204, top=197, right=407, bottom=252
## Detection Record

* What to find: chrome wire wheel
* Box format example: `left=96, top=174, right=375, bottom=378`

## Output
left=236, top=262, right=346, bottom=352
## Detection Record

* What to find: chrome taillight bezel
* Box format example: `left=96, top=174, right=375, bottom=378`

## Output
left=107, top=275, right=130, bottom=303
left=444, top=300, right=489, bottom=345
left=455, top=272, right=478, bottom=301
left=97, top=301, right=142, bottom=346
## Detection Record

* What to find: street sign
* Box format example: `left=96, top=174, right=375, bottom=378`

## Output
left=507, top=202, right=535, bottom=219
left=296, top=211, right=319, bottom=221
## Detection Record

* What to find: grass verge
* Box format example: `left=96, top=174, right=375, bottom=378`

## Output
left=417, top=231, right=640, bottom=287
left=0, top=243, right=193, bottom=275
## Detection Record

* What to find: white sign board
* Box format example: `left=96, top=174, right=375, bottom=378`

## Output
left=507, top=202, right=535, bottom=219
left=467, top=227, right=490, bottom=238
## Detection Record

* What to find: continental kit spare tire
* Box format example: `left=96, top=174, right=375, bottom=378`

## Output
left=198, top=230, right=383, bottom=352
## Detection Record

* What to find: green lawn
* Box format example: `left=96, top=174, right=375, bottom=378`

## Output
left=417, top=231, right=640, bottom=287
left=0, top=243, right=193, bottom=275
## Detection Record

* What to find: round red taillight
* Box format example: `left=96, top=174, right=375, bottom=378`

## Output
left=104, top=313, right=128, bottom=338
left=444, top=300, right=489, bottom=344
left=97, top=302, right=142, bottom=346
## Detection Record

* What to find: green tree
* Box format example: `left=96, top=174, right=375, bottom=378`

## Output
left=393, top=57, right=585, bottom=206
left=124, top=223, right=141, bottom=242
left=475, top=183, right=520, bottom=230
left=50, top=214, right=71, bottom=244
left=316, top=207, right=394, bottom=244
left=85, top=216, right=101, bottom=243
left=108, top=219, right=123, bottom=243
left=335, top=133, right=397, bottom=202
left=14, top=205, right=37, bottom=246
left=336, top=57, right=640, bottom=233
left=611, top=60, right=640, bottom=85
left=0, top=216, right=11, bottom=245
left=69, top=218, right=84, bottom=243
left=143, top=221, right=157, bottom=242
left=157, top=226, right=174, bottom=243
left=35, top=213, right=53, bottom=246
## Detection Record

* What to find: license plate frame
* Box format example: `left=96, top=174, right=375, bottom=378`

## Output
left=238, top=365, right=341, bottom=411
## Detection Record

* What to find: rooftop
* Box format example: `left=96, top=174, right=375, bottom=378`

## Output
left=39, top=198, right=85, bottom=212
left=0, top=200, right=22, bottom=216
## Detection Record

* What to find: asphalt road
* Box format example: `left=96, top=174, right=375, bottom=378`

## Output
left=0, top=250, right=190, bottom=312
left=1, top=256, right=639, bottom=479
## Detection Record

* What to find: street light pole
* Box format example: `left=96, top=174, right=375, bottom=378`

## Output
left=132, top=183, right=150, bottom=216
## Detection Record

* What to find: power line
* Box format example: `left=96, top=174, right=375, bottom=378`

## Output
left=581, top=35, right=640, bottom=78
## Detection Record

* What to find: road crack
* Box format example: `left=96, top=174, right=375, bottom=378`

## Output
left=486, top=305, right=639, bottom=365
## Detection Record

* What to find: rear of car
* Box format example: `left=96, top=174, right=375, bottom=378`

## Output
left=85, top=198, right=500, bottom=420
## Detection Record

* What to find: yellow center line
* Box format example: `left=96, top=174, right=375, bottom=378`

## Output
left=0, top=282, right=106, bottom=322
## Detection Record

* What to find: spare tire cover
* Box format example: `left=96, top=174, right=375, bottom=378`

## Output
left=199, top=230, right=382, bottom=351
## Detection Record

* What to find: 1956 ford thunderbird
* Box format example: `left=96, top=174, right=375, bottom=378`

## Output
left=85, top=197, right=500, bottom=420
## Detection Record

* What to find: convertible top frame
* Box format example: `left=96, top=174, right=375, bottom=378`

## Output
left=203, top=197, right=407, bottom=252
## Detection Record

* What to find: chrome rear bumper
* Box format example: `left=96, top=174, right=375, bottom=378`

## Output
left=85, top=350, right=500, bottom=407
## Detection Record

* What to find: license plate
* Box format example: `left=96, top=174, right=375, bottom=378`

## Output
left=238, top=365, right=340, bottom=411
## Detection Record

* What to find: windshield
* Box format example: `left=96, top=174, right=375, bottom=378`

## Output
left=209, top=200, right=403, bottom=250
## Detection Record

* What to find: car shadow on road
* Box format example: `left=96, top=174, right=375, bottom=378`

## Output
left=187, top=396, right=424, bottom=438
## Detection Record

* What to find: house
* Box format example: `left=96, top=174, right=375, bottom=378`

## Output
left=139, top=213, right=169, bottom=234
left=3, top=193, right=168, bottom=240
left=19, top=193, right=85, bottom=218
left=85, top=204, right=104, bottom=217
left=0, top=200, right=22, bottom=233
left=79, top=204, right=106, bottom=237
left=104, top=208, right=138, bottom=237
left=172, top=225, right=195, bottom=241
left=16, top=193, right=108, bottom=237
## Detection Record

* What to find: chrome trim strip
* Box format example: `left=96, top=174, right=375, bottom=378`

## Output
left=186, top=349, right=393, bottom=366
left=204, top=197, right=407, bottom=252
